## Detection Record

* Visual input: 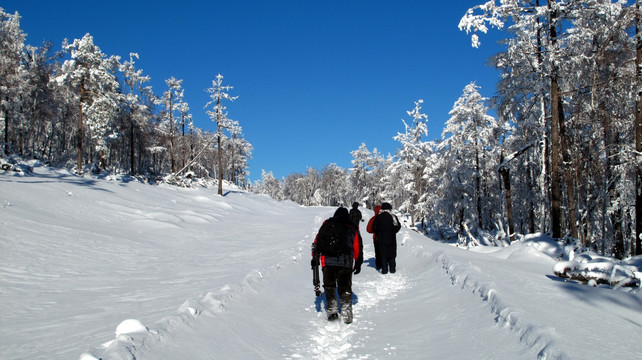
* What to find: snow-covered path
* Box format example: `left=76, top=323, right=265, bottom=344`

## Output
left=1, top=165, right=641, bottom=360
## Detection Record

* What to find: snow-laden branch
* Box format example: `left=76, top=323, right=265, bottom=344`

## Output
left=496, top=141, right=538, bottom=171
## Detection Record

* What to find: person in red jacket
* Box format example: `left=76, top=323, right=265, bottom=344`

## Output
left=366, top=205, right=382, bottom=271
left=311, top=207, right=363, bottom=324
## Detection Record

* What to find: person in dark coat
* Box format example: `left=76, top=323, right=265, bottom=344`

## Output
left=312, top=207, right=363, bottom=323
left=349, top=202, right=362, bottom=226
left=372, top=202, right=401, bottom=274
left=366, top=204, right=382, bottom=270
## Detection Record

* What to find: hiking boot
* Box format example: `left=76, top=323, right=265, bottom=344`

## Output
left=327, top=313, right=339, bottom=321
left=340, top=292, right=353, bottom=324
left=342, top=310, right=353, bottom=324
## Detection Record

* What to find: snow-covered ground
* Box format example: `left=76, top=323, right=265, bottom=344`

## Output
left=1, top=163, right=641, bottom=360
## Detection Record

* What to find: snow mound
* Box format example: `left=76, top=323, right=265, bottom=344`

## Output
left=115, top=319, right=148, bottom=336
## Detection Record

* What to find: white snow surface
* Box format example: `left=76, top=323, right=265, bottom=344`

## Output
left=1, top=164, right=641, bottom=360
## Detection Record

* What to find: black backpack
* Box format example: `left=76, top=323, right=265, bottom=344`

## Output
left=316, top=218, right=353, bottom=256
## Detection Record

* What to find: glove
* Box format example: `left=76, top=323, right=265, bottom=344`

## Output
left=353, top=264, right=361, bottom=275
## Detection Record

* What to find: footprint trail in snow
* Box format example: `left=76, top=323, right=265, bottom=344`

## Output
left=287, top=267, right=408, bottom=359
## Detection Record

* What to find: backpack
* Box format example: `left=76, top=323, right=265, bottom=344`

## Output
left=316, top=218, right=353, bottom=257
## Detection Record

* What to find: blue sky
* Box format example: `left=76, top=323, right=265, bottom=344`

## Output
left=6, top=0, right=503, bottom=181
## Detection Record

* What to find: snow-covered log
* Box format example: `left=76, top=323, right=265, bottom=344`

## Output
left=553, top=256, right=641, bottom=288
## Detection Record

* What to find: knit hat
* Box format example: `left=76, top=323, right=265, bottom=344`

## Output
left=381, top=202, right=392, bottom=210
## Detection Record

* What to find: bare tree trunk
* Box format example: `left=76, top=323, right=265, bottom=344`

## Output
left=411, top=166, right=422, bottom=227
left=559, top=102, right=579, bottom=239
left=635, top=0, right=642, bottom=255
left=129, top=118, right=135, bottom=175
left=168, top=93, right=176, bottom=174
left=499, top=152, right=515, bottom=243
left=475, top=140, right=482, bottom=229
left=217, top=98, right=223, bottom=196
left=2, top=106, right=7, bottom=156
left=527, top=160, right=537, bottom=233
left=548, top=0, right=564, bottom=239
left=550, top=78, right=563, bottom=239
left=77, top=77, right=85, bottom=175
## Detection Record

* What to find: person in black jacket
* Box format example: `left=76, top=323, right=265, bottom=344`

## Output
left=372, top=202, right=401, bottom=274
left=312, top=207, right=363, bottom=323
left=349, top=202, right=362, bottom=226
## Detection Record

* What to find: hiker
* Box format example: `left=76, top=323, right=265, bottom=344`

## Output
left=349, top=202, right=362, bottom=226
left=311, top=207, right=363, bottom=323
left=372, top=202, right=401, bottom=274
left=366, top=205, right=382, bottom=270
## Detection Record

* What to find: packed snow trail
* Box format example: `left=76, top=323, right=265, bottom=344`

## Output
left=287, top=247, right=408, bottom=360
left=286, top=228, right=539, bottom=360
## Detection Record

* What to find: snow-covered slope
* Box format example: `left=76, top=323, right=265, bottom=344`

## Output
left=1, top=164, right=640, bottom=360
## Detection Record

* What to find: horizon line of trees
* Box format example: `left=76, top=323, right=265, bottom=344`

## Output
left=253, top=0, right=642, bottom=260
left=0, top=8, right=252, bottom=190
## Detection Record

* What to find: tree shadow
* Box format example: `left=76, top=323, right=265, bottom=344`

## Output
left=1, top=166, right=113, bottom=193
left=546, top=274, right=642, bottom=325
left=223, top=190, right=243, bottom=197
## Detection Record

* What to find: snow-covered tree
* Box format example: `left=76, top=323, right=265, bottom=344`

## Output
left=438, top=83, right=501, bottom=233
left=350, top=143, right=372, bottom=206
left=175, top=84, right=193, bottom=173
left=55, top=33, right=121, bottom=174
left=348, top=143, right=390, bottom=209
left=0, top=8, right=27, bottom=155
left=393, top=100, right=431, bottom=225
left=460, top=0, right=639, bottom=256
left=18, top=42, right=61, bottom=158
left=157, top=77, right=185, bottom=174
left=257, top=170, right=282, bottom=200
left=119, top=53, right=155, bottom=175
left=560, top=0, right=637, bottom=255
left=218, top=120, right=252, bottom=187
left=205, top=74, right=238, bottom=195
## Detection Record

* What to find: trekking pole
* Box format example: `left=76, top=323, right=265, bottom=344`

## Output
left=311, top=256, right=321, bottom=297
